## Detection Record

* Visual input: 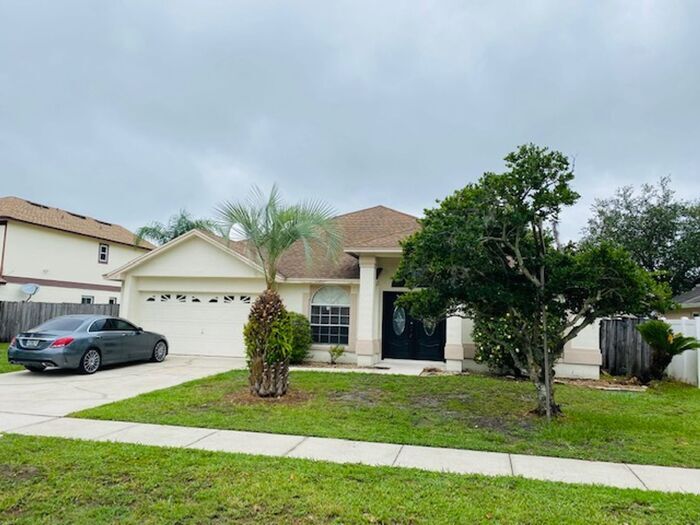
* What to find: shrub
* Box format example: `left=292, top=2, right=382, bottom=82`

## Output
left=329, top=345, right=345, bottom=365
left=287, top=312, right=313, bottom=364
left=472, top=313, right=526, bottom=377
left=637, top=319, right=700, bottom=382
left=243, top=289, right=293, bottom=365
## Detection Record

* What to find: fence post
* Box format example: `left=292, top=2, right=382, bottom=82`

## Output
left=696, top=317, right=700, bottom=389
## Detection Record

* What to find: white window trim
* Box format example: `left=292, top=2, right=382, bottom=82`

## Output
left=310, top=286, right=351, bottom=345
left=98, top=243, right=110, bottom=264
left=81, top=295, right=94, bottom=304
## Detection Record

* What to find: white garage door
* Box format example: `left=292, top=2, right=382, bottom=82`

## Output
left=139, top=293, right=254, bottom=357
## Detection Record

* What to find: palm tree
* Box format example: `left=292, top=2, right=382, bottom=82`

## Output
left=215, top=185, right=342, bottom=289
left=135, top=210, right=219, bottom=245
left=215, top=185, right=341, bottom=397
left=637, top=319, right=700, bottom=382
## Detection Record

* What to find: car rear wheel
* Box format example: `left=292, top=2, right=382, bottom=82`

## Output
left=25, top=365, right=45, bottom=373
left=151, top=340, right=168, bottom=363
left=79, top=349, right=101, bottom=374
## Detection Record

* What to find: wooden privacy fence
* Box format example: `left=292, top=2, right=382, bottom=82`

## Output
left=600, top=316, right=700, bottom=386
left=0, top=301, right=120, bottom=341
left=599, top=317, right=651, bottom=378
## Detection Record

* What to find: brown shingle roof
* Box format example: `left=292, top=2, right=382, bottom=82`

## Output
left=205, top=205, right=419, bottom=280
left=0, top=196, right=153, bottom=249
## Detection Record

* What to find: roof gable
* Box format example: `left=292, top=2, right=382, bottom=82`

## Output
left=106, top=230, right=265, bottom=280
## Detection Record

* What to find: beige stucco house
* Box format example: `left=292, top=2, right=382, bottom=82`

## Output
left=107, top=206, right=601, bottom=378
left=0, top=196, right=152, bottom=304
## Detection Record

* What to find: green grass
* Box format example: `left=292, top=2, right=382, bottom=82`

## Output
left=74, top=370, right=700, bottom=468
left=1, top=434, right=698, bottom=524
left=0, top=343, right=22, bottom=373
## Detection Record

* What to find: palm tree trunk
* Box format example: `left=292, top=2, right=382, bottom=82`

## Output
left=249, top=356, right=289, bottom=397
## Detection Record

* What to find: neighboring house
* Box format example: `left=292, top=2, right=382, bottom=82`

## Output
left=0, top=196, right=153, bottom=304
left=665, top=284, right=700, bottom=319
left=107, top=205, right=601, bottom=378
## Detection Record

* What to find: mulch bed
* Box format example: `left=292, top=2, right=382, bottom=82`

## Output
left=225, top=388, right=313, bottom=406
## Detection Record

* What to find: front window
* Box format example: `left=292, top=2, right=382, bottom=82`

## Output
left=81, top=296, right=94, bottom=304
left=108, top=297, right=118, bottom=305
left=310, top=286, right=350, bottom=345
left=98, top=243, right=109, bottom=264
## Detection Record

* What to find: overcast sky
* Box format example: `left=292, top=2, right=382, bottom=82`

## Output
left=1, top=1, right=698, bottom=240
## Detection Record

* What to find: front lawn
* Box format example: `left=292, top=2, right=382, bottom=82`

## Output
left=75, top=370, right=700, bottom=468
left=1, top=434, right=698, bottom=524
left=0, top=343, right=22, bottom=373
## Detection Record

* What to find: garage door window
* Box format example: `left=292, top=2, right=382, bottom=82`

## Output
left=310, top=286, right=350, bottom=345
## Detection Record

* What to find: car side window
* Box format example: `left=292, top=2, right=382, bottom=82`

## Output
left=112, top=319, right=137, bottom=332
left=89, top=319, right=108, bottom=332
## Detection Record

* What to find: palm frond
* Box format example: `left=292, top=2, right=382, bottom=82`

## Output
left=215, top=185, right=342, bottom=288
left=637, top=319, right=700, bottom=357
left=136, top=210, right=218, bottom=245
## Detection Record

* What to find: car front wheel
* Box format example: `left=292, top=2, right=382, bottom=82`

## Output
left=151, top=340, right=168, bottom=363
left=79, top=349, right=101, bottom=374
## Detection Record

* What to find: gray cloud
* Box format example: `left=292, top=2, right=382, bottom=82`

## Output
left=1, top=0, right=698, bottom=240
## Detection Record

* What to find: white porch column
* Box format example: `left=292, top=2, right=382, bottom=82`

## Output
left=444, top=316, right=466, bottom=371
left=119, top=275, right=137, bottom=319
left=356, top=255, right=380, bottom=366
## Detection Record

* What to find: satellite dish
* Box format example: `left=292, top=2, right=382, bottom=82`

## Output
left=21, top=283, right=40, bottom=301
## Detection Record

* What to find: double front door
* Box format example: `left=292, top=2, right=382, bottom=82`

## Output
left=381, top=292, right=445, bottom=361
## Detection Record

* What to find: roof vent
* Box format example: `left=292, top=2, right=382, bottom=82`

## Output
left=27, top=201, right=49, bottom=209
left=68, top=212, right=87, bottom=220
left=96, top=220, right=113, bottom=226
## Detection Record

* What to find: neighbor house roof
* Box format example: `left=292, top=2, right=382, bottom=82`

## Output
left=673, top=285, right=700, bottom=306
left=214, top=205, right=420, bottom=280
left=0, top=196, right=153, bottom=249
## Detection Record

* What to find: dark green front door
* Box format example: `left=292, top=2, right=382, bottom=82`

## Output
left=381, top=292, right=445, bottom=361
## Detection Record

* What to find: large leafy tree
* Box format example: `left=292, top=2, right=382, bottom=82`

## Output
left=396, top=144, right=670, bottom=417
left=216, top=185, right=341, bottom=396
left=135, top=209, right=219, bottom=245
left=583, top=177, right=700, bottom=295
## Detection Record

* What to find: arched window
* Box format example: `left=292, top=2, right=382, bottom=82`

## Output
left=310, top=286, right=350, bottom=345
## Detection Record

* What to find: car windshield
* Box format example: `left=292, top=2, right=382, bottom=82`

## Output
left=31, top=317, right=85, bottom=332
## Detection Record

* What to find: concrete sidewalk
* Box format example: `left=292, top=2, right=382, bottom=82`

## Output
left=3, top=414, right=699, bottom=496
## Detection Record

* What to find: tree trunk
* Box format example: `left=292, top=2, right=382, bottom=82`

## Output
left=528, top=361, right=562, bottom=417
left=648, top=349, right=673, bottom=382
left=249, top=355, right=289, bottom=397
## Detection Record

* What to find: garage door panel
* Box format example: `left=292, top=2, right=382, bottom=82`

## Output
left=138, top=293, right=253, bottom=357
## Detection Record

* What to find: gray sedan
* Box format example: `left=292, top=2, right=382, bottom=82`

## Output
left=8, top=314, right=168, bottom=374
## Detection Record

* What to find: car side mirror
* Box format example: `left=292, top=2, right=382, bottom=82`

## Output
left=136, top=327, right=143, bottom=332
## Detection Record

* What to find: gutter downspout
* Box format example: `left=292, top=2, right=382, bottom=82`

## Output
left=0, top=220, right=7, bottom=283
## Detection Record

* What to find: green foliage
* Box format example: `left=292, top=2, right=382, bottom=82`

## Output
left=583, top=177, right=700, bottom=295
left=135, top=209, right=219, bottom=245
left=472, top=313, right=526, bottom=376
left=637, top=319, right=700, bottom=382
left=243, top=289, right=292, bottom=365
left=396, top=144, right=670, bottom=415
left=329, top=344, right=345, bottom=365
left=287, top=311, right=313, bottom=364
left=215, top=185, right=342, bottom=289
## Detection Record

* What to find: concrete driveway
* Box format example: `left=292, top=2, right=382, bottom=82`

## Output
left=0, top=355, right=244, bottom=420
